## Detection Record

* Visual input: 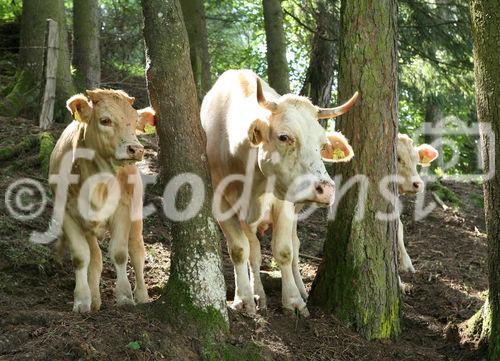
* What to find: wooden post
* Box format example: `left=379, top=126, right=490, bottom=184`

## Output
left=39, top=19, right=59, bottom=130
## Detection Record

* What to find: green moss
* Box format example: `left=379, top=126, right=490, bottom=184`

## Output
left=148, top=273, right=228, bottom=337
left=39, top=132, right=55, bottom=177
left=0, top=134, right=38, bottom=161
left=468, top=193, right=484, bottom=209
left=428, top=182, right=461, bottom=206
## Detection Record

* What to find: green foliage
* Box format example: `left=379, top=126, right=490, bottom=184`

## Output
left=127, top=341, right=141, bottom=351
left=0, top=0, right=21, bottom=22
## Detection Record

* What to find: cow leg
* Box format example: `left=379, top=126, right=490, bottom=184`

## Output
left=398, top=218, right=415, bottom=273
left=272, top=200, right=309, bottom=317
left=219, top=216, right=256, bottom=314
left=242, top=223, right=267, bottom=311
left=129, top=220, right=149, bottom=304
left=63, top=216, right=91, bottom=313
left=87, top=235, right=102, bottom=311
left=291, top=219, right=307, bottom=301
left=110, top=207, right=134, bottom=306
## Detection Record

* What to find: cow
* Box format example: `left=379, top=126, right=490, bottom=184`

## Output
left=49, top=89, right=155, bottom=313
left=259, top=133, right=439, bottom=299
left=201, top=69, right=357, bottom=316
left=396, top=133, right=439, bottom=273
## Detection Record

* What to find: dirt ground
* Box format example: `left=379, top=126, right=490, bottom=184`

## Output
left=0, top=117, right=489, bottom=360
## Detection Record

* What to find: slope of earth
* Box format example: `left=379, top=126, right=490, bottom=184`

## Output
left=0, top=117, right=488, bottom=360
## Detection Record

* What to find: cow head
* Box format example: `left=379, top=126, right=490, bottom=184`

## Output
left=66, top=89, right=155, bottom=165
left=397, top=133, right=439, bottom=194
left=248, top=79, right=357, bottom=205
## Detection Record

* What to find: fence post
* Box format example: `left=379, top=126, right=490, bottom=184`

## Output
left=39, top=19, right=59, bottom=130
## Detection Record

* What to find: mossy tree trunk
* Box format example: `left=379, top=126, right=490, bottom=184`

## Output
left=470, top=0, right=500, bottom=359
left=1, top=0, right=74, bottom=121
left=262, top=0, right=290, bottom=94
left=300, top=0, right=337, bottom=108
left=141, top=0, right=228, bottom=333
left=309, top=0, right=401, bottom=340
left=180, top=0, right=211, bottom=104
left=73, top=0, right=101, bottom=90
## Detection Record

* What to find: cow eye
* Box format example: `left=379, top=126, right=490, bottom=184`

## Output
left=397, top=156, right=402, bottom=163
left=278, top=134, right=289, bottom=142
left=100, top=117, right=112, bottom=126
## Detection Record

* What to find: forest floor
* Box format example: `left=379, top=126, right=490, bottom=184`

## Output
left=0, top=117, right=489, bottom=360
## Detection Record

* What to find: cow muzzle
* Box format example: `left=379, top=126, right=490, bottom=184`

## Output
left=116, top=142, right=145, bottom=162
left=312, top=180, right=335, bottom=205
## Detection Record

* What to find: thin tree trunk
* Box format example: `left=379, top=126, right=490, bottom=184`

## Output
left=141, top=0, right=228, bottom=332
left=470, top=0, right=500, bottom=359
left=309, top=0, right=401, bottom=340
left=262, top=0, right=290, bottom=94
left=180, top=0, right=211, bottom=104
left=300, top=0, right=337, bottom=108
left=73, top=0, right=101, bottom=90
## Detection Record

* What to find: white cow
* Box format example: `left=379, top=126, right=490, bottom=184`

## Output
left=396, top=133, right=439, bottom=273
left=201, top=69, right=357, bottom=316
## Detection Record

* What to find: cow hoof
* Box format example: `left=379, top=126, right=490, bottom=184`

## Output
left=254, top=294, right=267, bottom=312
left=91, top=297, right=102, bottom=312
left=283, top=298, right=309, bottom=318
left=400, top=256, right=416, bottom=273
left=232, top=297, right=256, bottom=315
left=134, top=288, right=149, bottom=304
left=117, top=295, right=136, bottom=307
left=400, top=263, right=416, bottom=274
left=73, top=299, right=91, bottom=313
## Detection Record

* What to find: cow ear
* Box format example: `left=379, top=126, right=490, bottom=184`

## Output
left=416, top=144, right=439, bottom=167
left=137, top=107, right=156, bottom=132
left=66, top=94, right=92, bottom=123
left=248, top=118, right=269, bottom=146
left=322, top=131, right=354, bottom=163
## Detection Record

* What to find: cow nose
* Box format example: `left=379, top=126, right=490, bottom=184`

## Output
left=127, top=144, right=144, bottom=159
left=413, top=181, right=423, bottom=191
left=314, top=180, right=335, bottom=204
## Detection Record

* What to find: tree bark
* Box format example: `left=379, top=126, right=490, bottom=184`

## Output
left=180, top=0, right=211, bottom=104
left=141, top=0, right=228, bottom=332
left=470, top=0, right=500, bottom=359
left=309, top=0, right=401, bottom=340
left=73, top=0, right=101, bottom=90
left=300, top=0, right=337, bottom=109
left=262, top=0, right=290, bottom=94
left=1, top=0, right=73, bottom=120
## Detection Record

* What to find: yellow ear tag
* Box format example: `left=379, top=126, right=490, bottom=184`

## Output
left=421, top=154, right=431, bottom=164
left=74, top=110, right=81, bottom=121
left=332, top=148, right=346, bottom=160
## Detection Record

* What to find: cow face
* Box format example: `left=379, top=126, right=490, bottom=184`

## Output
left=66, top=90, right=155, bottom=165
left=397, top=134, right=439, bottom=194
left=248, top=80, right=357, bottom=205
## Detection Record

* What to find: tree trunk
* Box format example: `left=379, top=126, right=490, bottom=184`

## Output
left=470, top=0, right=500, bottom=359
left=141, top=0, right=228, bottom=333
left=180, top=0, right=211, bottom=104
left=73, top=0, right=101, bottom=90
left=309, top=0, right=401, bottom=340
left=424, top=96, right=444, bottom=169
left=300, top=0, right=337, bottom=108
left=1, top=0, right=74, bottom=121
left=262, top=0, right=290, bottom=94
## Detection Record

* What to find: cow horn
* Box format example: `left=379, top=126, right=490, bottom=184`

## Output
left=317, top=91, right=359, bottom=119
left=256, top=78, right=277, bottom=112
